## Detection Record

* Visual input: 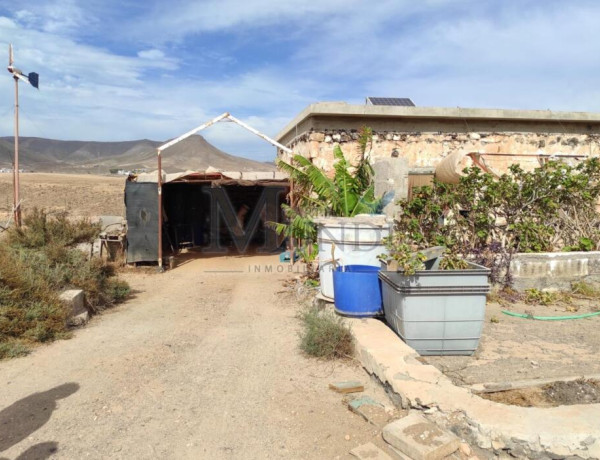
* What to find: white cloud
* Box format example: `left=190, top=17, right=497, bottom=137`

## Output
left=129, top=0, right=358, bottom=42
left=138, top=49, right=165, bottom=60
left=2, top=0, right=600, bottom=164
left=12, top=0, right=90, bottom=34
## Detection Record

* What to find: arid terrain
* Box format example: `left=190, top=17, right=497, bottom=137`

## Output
left=0, top=173, right=405, bottom=459
left=0, top=173, right=126, bottom=222
left=0, top=255, right=401, bottom=459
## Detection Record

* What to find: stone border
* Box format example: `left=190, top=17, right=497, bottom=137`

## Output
left=348, top=318, right=600, bottom=459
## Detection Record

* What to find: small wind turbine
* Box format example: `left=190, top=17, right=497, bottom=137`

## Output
left=7, top=44, right=39, bottom=227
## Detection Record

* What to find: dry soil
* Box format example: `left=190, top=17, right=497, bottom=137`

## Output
left=424, top=297, right=600, bottom=388
left=0, top=255, right=401, bottom=459
left=0, top=172, right=125, bottom=222
left=481, top=378, right=600, bottom=408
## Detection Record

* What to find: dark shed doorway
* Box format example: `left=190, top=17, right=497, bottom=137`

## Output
left=125, top=172, right=289, bottom=264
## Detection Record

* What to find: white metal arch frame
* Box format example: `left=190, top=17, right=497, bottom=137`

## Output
left=156, top=112, right=292, bottom=269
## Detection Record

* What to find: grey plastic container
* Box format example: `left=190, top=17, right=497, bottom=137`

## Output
left=379, top=259, right=490, bottom=356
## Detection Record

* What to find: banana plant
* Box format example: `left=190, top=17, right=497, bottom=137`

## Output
left=273, top=127, right=382, bottom=262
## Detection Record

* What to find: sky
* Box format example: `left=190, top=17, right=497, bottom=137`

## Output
left=1, top=0, right=600, bottom=162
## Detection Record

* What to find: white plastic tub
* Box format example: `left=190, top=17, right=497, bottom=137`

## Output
left=316, top=216, right=391, bottom=300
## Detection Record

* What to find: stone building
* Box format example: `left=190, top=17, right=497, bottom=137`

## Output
left=275, top=101, right=600, bottom=213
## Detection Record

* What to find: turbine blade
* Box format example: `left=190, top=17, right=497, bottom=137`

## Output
left=8, top=44, right=13, bottom=66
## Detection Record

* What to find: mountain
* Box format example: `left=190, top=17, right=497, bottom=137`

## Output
left=0, top=136, right=277, bottom=173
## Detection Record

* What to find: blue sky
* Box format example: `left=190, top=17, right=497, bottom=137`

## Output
left=1, top=0, right=600, bottom=162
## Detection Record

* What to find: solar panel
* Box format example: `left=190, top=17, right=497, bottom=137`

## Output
left=366, top=97, right=415, bottom=107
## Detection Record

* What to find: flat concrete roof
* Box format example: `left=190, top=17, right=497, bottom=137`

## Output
left=276, top=102, right=600, bottom=143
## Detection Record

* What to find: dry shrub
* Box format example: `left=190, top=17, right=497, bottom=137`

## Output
left=0, top=210, right=130, bottom=359
left=7, top=208, right=100, bottom=249
left=299, top=306, right=354, bottom=359
left=0, top=245, right=70, bottom=359
left=571, top=281, right=600, bottom=298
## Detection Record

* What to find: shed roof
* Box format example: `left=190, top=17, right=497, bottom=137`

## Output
left=131, top=168, right=288, bottom=185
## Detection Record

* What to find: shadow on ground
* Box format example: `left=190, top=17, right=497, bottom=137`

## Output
left=0, top=383, right=79, bottom=457
left=0, top=442, right=59, bottom=460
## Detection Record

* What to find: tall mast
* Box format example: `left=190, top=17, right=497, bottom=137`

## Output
left=11, top=45, right=21, bottom=226
left=7, top=44, right=39, bottom=227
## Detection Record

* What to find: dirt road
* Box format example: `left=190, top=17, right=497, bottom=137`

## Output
left=0, top=255, right=394, bottom=459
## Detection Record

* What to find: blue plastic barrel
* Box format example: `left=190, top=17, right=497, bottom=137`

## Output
left=333, top=265, right=383, bottom=317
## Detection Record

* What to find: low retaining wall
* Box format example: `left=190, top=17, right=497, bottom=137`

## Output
left=349, top=318, right=600, bottom=459
left=511, top=251, right=600, bottom=291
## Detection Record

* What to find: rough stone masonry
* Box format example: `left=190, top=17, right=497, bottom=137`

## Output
left=276, top=103, right=600, bottom=174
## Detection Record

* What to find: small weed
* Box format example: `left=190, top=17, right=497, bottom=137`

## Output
left=304, top=278, right=320, bottom=288
left=105, top=278, right=131, bottom=304
left=571, top=281, right=600, bottom=298
left=490, top=316, right=500, bottom=323
left=525, top=288, right=575, bottom=306
left=525, top=288, right=558, bottom=306
left=299, top=306, right=354, bottom=360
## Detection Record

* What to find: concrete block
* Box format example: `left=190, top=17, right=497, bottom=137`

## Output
left=382, top=413, right=460, bottom=460
left=350, top=442, right=394, bottom=460
left=387, top=445, right=413, bottom=460
left=348, top=396, right=390, bottom=427
left=329, top=381, right=364, bottom=394
left=59, top=289, right=86, bottom=316
left=60, top=289, right=89, bottom=327
left=67, top=311, right=89, bottom=327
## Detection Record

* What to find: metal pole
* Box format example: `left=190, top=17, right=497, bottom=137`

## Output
left=289, top=177, right=295, bottom=265
left=157, top=150, right=163, bottom=270
left=13, top=75, right=21, bottom=227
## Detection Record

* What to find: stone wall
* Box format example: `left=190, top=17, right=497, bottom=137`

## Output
left=280, top=128, right=600, bottom=174
left=511, top=251, right=600, bottom=291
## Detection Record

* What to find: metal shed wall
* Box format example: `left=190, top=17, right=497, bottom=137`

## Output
left=125, top=181, right=159, bottom=263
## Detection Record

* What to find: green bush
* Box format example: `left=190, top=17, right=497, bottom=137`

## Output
left=394, top=158, right=600, bottom=286
left=299, top=307, right=354, bottom=359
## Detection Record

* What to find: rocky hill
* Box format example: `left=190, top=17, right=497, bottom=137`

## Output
left=0, top=135, right=276, bottom=173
